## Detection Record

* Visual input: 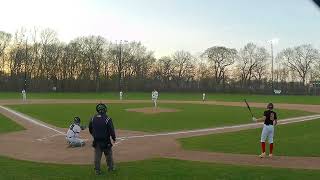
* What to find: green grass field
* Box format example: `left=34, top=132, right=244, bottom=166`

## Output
left=1, top=97, right=319, bottom=179
left=7, top=103, right=313, bottom=132
left=180, top=119, right=320, bottom=157
left=0, top=113, right=24, bottom=134
left=1, top=156, right=320, bottom=180
left=1, top=92, right=320, bottom=104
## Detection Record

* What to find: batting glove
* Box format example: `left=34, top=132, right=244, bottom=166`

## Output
left=252, top=117, right=257, bottom=122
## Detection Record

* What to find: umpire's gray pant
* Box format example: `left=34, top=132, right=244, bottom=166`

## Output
left=94, top=143, right=114, bottom=171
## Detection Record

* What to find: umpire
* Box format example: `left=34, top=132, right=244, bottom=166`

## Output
left=89, top=103, right=116, bottom=175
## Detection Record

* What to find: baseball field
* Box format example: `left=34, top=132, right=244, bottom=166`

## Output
left=1, top=92, right=320, bottom=179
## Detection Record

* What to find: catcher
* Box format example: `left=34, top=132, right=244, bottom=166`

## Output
left=252, top=103, right=278, bottom=158
left=66, top=117, right=86, bottom=147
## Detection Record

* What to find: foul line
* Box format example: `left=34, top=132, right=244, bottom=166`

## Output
left=117, top=114, right=320, bottom=140
left=0, top=106, right=65, bottom=135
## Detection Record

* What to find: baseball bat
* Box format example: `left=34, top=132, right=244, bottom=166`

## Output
left=244, top=99, right=254, bottom=118
left=313, top=0, right=320, bottom=8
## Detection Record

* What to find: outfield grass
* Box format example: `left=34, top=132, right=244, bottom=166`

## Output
left=1, top=92, right=320, bottom=104
left=0, top=113, right=24, bottom=134
left=180, top=119, right=320, bottom=157
left=1, top=156, right=320, bottom=180
left=8, top=103, right=313, bottom=132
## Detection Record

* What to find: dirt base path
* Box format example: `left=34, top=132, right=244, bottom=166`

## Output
left=126, top=107, right=180, bottom=114
left=0, top=99, right=320, bottom=169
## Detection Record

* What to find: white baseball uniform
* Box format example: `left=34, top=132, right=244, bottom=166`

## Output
left=120, top=91, right=123, bottom=100
left=202, top=93, right=206, bottom=101
left=260, top=110, right=277, bottom=144
left=152, top=90, right=159, bottom=108
left=21, top=89, right=26, bottom=101
left=66, top=123, right=85, bottom=147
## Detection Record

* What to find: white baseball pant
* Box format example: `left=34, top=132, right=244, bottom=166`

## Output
left=66, top=137, right=85, bottom=147
left=260, top=124, right=274, bottom=143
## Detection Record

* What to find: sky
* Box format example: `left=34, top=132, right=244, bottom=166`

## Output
left=1, top=0, right=320, bottom=57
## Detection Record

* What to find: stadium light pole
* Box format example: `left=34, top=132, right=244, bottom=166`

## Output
left=24, top=39, right=28, bottom=91
left=267, top=38, right=279, bottom=93
left=117, top=40, right=128, bottom=91
left=118, top=40, right=121, bottom=91
left=271, top=42, right=274, bottom=91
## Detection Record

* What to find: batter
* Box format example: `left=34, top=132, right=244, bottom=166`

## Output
left=253, top=103, right=278, bottom=158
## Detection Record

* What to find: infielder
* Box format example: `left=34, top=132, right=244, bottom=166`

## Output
left=66, top=117, right=85, bottom=147
left=119, top=91, right=123, bottom=100
left=21, top=89, right=27, bottom=101
left=252, top=103, right=278, bottom=158
left=202, top=93, right=206, bottom=102
left=151, top=89, right=159, bottom=108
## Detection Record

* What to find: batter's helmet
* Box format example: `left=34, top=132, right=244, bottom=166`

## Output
left=267, top=103, right=274, bottom=110
left=96, top=103, right=107, bottom=114
left=74, top=117, right=81, bottom=124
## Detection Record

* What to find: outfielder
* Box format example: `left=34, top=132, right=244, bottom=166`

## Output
left=119, top=91, right=123, bottom=100
left=151, top=89, right=159, bottom=108
left=252, top=103, right=278, bottom=158
left=21, top=89, right=27, bottom=101
left=66, top=117, right=85, bottom=147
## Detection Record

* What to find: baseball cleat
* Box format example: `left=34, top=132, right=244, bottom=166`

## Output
left=80, top=142, right=86, bottom=147
left=108, top=167, right=116, bottom=172
left=269, top=154, right=273, bottom=158
left=95, top=170, right=101, bottom=175
left=259, top=152, right=266, bottom=158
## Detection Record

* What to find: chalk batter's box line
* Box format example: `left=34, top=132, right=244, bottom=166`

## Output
left=37, top=133, right=65, bottom=141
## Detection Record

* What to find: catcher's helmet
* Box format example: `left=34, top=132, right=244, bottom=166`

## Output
left=96, top=103, right=107, bottom=114
left=267, top=103, right=274, bottom=110
left=74, top=117, right=81, bottom=124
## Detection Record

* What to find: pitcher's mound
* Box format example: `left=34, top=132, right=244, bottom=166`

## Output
left=126, top=107, right=180, bottom=114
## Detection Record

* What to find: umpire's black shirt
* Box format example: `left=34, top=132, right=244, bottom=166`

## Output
left=89, top=113, right=116, bottom=145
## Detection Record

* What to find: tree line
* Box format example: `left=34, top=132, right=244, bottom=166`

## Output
left=1, top=28, right=320, bottom=94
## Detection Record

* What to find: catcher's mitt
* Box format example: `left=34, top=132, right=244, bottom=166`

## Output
left=80, top=125, right=87, bottom=130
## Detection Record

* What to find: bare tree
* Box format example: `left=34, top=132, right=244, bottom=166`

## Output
left=194, top=60, right=210, bottom=90
left=101, top=41, right=113, bottom=80
left=0, top=31, right=12, bottom=73
left=172, top=50, right=195, bottom=88
left=123, top=42, right=155, bottom=80
left=154, top=56, right=175, bottom=88
left=36, top=28, right=59, bottom=78
left=274, top=66, right=289, bottom=83
left=312, top=60, right=320, bottom=81
left=196, top=61, right=210, bottom=80
left=73, top=36, right=106, bottom=91
left=4, top=26, right=320, bottom=93
left=252, top=47, right=269, bottom=82
left=28, top=28, right=40, bottom=80
left=9, top=29, right=28, bottom=80
left=236, top=43, right=269, bottom=88
left=110, top=41, right=129, bottom=91
left=202, top=46, right=237, bottom=87
left=61, top=41, right=82, bottom=80
left=277, top=44, right=320, bottom=85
